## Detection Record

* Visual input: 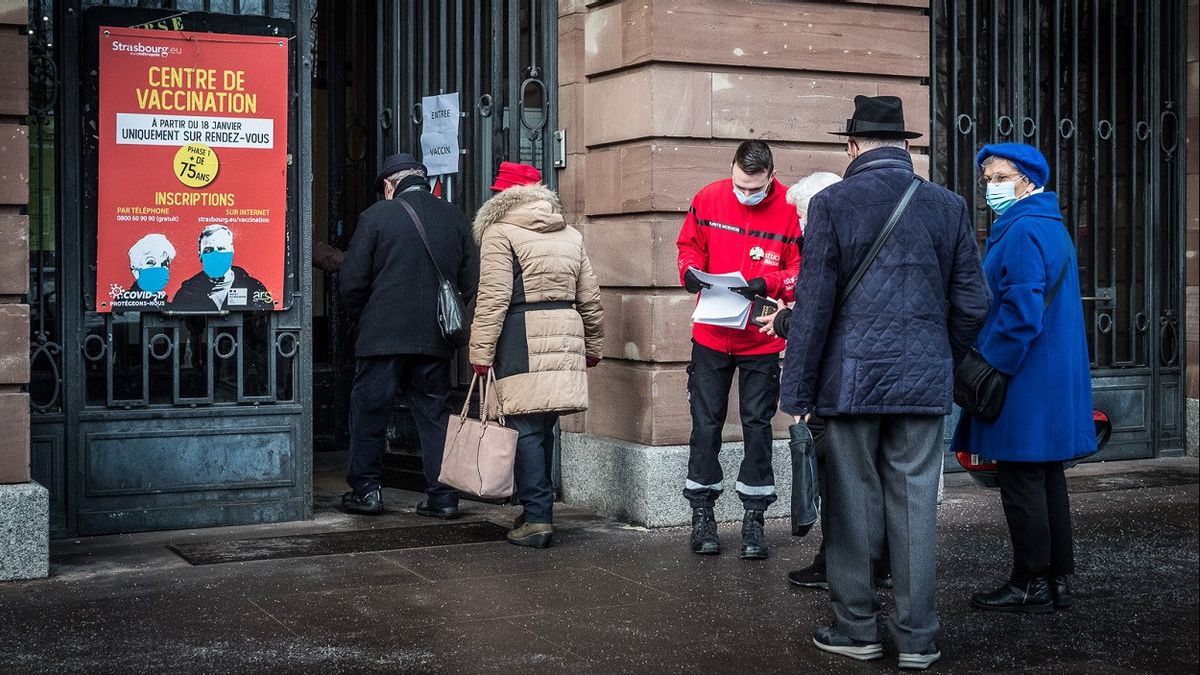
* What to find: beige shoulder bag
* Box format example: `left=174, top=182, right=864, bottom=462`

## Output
left=438, top=370, right=518, bottom=499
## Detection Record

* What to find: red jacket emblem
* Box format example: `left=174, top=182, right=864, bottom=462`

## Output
left=676, top=177, right=802, bottom=355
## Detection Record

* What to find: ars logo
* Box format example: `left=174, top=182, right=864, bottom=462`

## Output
left=749, top=246, right=766, bottom=261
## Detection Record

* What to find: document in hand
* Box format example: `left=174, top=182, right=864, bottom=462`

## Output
left=689, top=268, right=752, bottom=330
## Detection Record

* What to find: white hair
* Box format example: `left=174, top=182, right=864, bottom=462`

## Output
left=786, top=171, right=842, bottom=216
left=385, top=168, right=427, bottom=188
left=849, top=136, right=908, bottom=151
left=127, top=233, right=176, bottom=268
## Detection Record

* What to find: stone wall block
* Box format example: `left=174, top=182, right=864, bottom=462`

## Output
left=582, top=216, right=682, bottom=288
left=0, top=34, right=28, bottom=116
left=585, top=69, right=654, bottom=146
left=0, top=214, right=28, bottom=295
left=558, top=12, right=586, bottom=85
left=583, top=140, right=931, bottom=216
left=0, top=0, right=26, bottom=26
left=0, top=124, right=29, bottom=206
left=0, top=392, right=28, bottom=484
left=584, top=363, right=689, bottom=445
left=712, top=73, right=928, bottom=146
left=584, top=0, right=928, bottom=78
left=598, top=290, right=694, bottom=362
left=0, top=304, right=29, bottom=385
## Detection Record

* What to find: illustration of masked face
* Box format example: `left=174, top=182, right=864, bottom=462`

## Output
left=199, top=227, right=235, bottom=280
left=134, top=264, right=170, bottom=293
left=127, top=233, right=176, bottom=294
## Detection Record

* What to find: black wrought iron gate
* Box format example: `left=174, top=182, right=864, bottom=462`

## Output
left=931, top=0, right=1189, bottom=458
left=313, top=0, right=559, bottom=486
left=27, top=0, right=315, bottom=537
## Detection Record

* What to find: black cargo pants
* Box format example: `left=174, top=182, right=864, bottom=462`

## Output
left=683, top=342, right=780, bottom=511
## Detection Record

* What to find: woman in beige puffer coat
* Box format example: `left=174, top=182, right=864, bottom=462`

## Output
left=469, top=169, right=604, bottom=548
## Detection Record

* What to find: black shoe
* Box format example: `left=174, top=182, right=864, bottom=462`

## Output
left=787, top=562, right=828, bottom=589
left=416, top=500, right=459, bottom=520
left=341, top=488, right=383, bottom=515
left=899, top=644, right=941, bottom=670
left=811, top=626, right=883, bottom=662
left=1050, top=575, right=1071, bottom=609
left=740, top=510, right=769, bottom=560
left=690, top=506, right=720, bottom=555
left=970, top=577, right=1054, bottom=613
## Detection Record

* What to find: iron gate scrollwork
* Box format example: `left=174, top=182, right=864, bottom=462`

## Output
left=931, top=0, right=1189, bottom=456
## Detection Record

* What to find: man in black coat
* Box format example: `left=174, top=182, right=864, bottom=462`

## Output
left=338, top=153, right=480, bottom=517
left=778, top=96, right=989, bottom=670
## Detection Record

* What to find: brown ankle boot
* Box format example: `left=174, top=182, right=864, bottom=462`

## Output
left=507, top=522, right=553, bottom=548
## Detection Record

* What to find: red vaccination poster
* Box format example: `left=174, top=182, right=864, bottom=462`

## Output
left=97, top=27, right=287, bottom=313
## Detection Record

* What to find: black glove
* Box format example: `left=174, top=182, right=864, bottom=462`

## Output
left=772, top=307, right=793, bottom=337
left=683, top=269, right=712, bottom=294
left=730, top=277, right=767, bottom=300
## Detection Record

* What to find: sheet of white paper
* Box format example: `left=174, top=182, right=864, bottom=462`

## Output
left=690, top=268, right=751, bottom=330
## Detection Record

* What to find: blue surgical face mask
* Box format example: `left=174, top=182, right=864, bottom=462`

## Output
left=201, top=251, right=234, bottom=279
left=734, top=185, right=768, bottom=207
left=136, top=266, right=169, bottom=293
left=985, top=181, right=1020, bottom=215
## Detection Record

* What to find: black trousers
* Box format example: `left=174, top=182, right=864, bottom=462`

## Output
left=346, top=355, right=457, bottom=506
left=997, top=460, right=1075, bottom=581
left=510, top=412, right=559, bottom=524
left=683, top=342, right=780, bottom=511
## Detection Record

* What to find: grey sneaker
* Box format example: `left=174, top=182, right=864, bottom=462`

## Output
left=899, top=645, right=941, bottom=670
left=812, top=626, right=883, bottom=662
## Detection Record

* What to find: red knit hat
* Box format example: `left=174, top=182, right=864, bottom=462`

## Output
left=489, top=161, right=542, bottom=191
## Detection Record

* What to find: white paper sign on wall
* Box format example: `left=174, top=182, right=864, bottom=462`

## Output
left=420, top=93, right=460, bottom=175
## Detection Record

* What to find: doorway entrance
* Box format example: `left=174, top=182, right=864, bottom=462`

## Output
left=310, top=1, right=560, bottom=487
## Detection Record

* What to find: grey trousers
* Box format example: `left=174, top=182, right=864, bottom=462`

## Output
left=823, top=414, right=943, bottom=653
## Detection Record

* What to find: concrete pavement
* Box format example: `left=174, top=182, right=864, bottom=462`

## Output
left=0, top=458, right=1196, bottom=674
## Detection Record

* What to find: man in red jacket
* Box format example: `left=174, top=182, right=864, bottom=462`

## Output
left=676, top=140, right=801, bottom=559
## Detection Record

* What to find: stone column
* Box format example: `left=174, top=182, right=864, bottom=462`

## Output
left=0, top=0, right=48, bottom=581
left=556, top=0, right=930, bottom=525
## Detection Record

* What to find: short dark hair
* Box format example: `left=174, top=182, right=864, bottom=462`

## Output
left=733, top=140, right=774, bottom=175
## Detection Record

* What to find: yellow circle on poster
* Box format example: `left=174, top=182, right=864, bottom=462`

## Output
left=173, top=143, right=220, bottom=188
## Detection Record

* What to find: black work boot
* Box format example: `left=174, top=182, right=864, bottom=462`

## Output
left=690, top=506, right=720, bottom=555
left=1049, top=575, right=1072, bottom=609
left=741, top=509, right=769, bottom=560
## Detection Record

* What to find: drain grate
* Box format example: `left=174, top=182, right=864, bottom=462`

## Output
left=169, top=521, right=509, bottom=565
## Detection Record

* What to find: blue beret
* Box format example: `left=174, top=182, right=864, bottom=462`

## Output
left=975, top=143, right=1050, bottom=187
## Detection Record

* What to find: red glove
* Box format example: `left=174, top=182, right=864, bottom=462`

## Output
left=471, top=364, right=491, bottom=377
left=586, top=354, right=601, bottom=368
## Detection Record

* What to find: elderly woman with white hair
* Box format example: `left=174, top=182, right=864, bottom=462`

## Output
left=758, top=171, right=841, bottom=339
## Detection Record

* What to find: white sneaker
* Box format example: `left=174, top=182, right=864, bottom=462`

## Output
left=899, top=646, right=942, bottom=670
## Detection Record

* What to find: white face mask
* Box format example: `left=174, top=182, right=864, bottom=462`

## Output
left=734, top=185, right=768, bottom=206
left=985, top=181, right=1020, bottom=215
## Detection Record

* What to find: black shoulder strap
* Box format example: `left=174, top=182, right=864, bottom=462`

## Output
left=396, top=196, right=448, bottom=284
left=837, top=176, right=923, bottom=307
left=1043, top=237, right=1072, bottom=311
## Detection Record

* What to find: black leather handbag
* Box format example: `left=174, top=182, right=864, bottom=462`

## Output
left=954, top=251, right=1070, bottom=420
left=396, top=196, right=469, bottom=347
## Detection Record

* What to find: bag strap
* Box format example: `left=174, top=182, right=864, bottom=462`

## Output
left=1043, top=238, right=1072, bottom=311
left=395, top=196, right=449, bottom=285
left=837, top=176, right=923, bottom=307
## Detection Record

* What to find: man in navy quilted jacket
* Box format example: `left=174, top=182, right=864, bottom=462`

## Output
left=779, top=96, right=989, bottom=671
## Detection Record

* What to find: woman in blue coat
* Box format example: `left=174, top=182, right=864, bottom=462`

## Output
left=953, top=143, right=1095, bottom=614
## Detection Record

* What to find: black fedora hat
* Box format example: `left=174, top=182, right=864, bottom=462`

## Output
left=829, top=95, right=923, bottom=139
left=374, top=153, right=427, bottom=193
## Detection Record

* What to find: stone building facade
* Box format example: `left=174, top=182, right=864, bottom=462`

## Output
left=0, top=0, right=47, bottom=581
